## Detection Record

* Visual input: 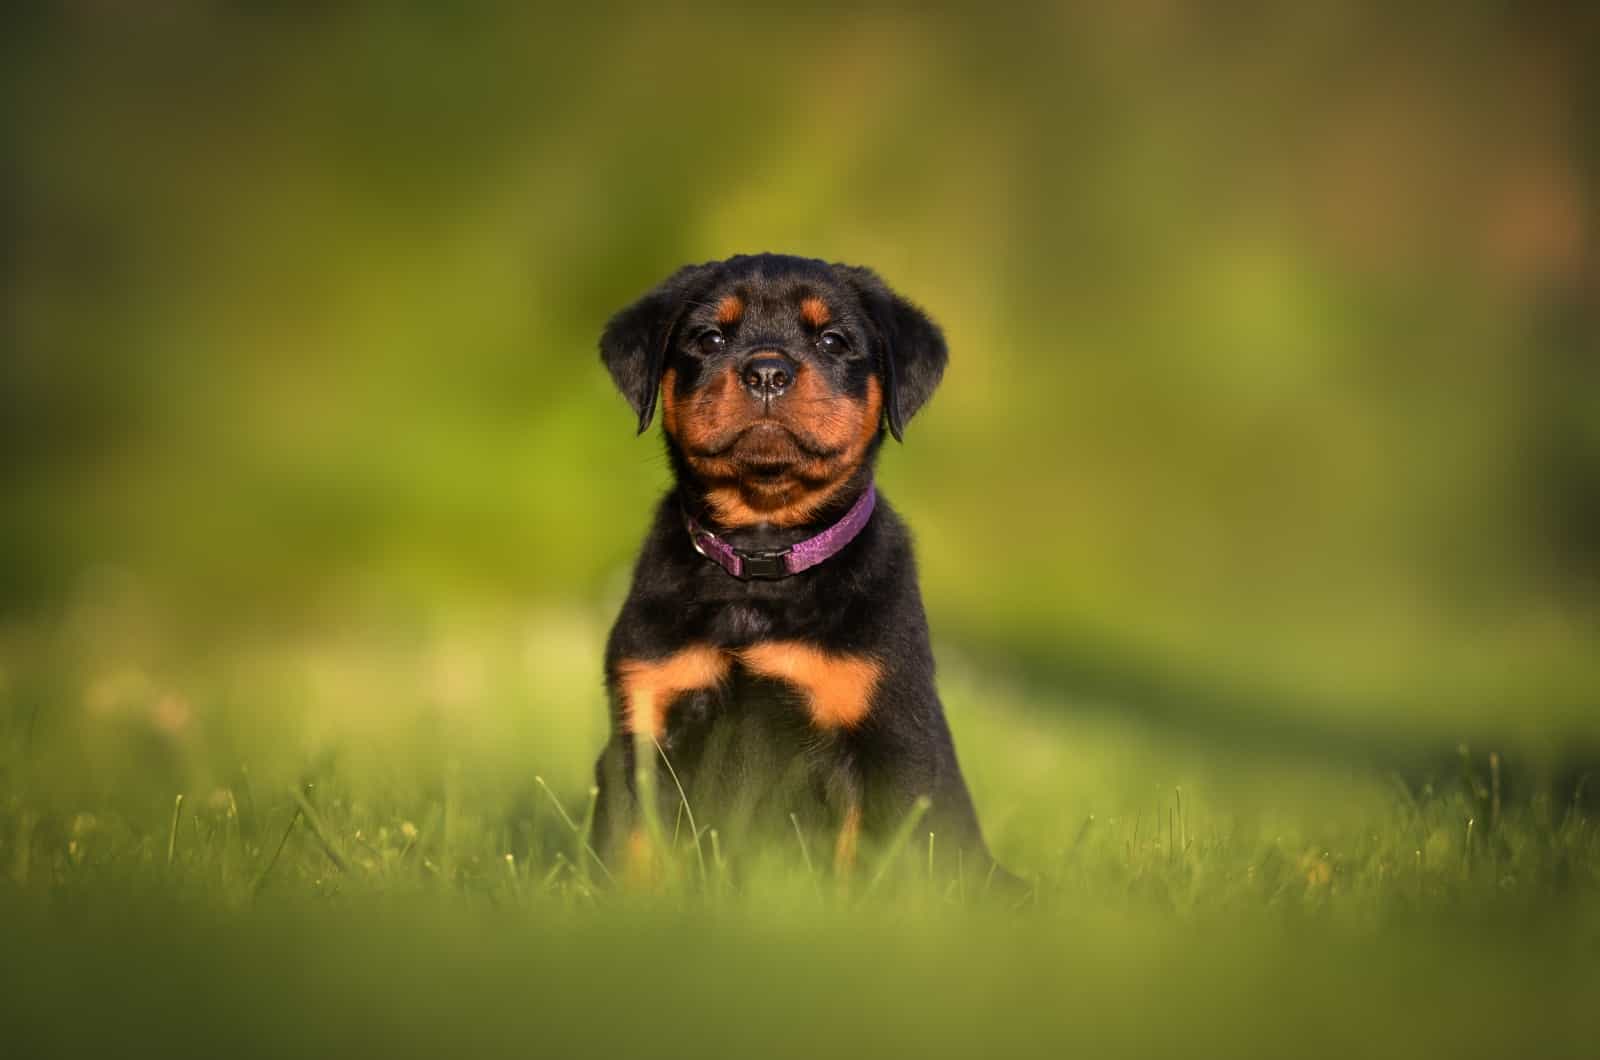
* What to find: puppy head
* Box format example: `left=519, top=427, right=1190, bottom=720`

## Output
left=600, top=254, right=947, bottom=527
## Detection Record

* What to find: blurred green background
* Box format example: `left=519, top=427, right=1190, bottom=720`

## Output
left=6, top=3, right=1596, bottom=749
left=5, top=6, right=1600, bottom=1055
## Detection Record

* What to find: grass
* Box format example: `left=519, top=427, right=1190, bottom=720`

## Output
left=2, top=603, right=1598, bottom=1057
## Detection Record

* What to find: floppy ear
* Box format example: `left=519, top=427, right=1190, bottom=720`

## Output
left=837, top=266, right=948, bottom=441
left=599, top=264, right=713, bottom=434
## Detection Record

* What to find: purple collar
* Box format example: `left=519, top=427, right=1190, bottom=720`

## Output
left=684, top=484, right=877, bottom=580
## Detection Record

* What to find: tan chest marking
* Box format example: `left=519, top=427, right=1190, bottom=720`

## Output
left=736, top=641, right=882, bottom=730
left=616, top=642, right=882, bottom=737
left=615, top=646, right=730, bottom=739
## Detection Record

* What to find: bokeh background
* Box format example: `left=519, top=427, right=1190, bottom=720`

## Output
left=5, top=7, right=1600, bottom=1053
left=4, top=3, right=1598, bottom=805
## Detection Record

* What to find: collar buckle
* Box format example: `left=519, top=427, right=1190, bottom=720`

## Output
left=735, top=548, right=790, bottom=580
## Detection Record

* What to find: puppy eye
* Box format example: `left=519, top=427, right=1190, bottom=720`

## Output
left=695, top=331, right=726, bottom=355
left=817, top=331, right=848, bottom=354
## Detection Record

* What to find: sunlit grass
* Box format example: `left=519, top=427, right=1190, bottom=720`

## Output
left=5, top=603, right=1596, bottom=909
left=3, top=607, right=1598, bottom=1055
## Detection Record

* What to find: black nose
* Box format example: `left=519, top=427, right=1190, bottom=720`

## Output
left=740, top=353, right=795, bottom=398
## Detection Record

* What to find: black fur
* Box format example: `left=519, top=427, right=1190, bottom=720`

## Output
left=834, top=264, right=948, bottom=441
left=599, top=263, right=716, bottom=434
left=592, top=254, right=998, bottom=878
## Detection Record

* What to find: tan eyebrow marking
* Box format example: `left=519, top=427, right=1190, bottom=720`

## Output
left=799, top=296, right=831, bottom=328
left=715, top=294, right=744, bottom=326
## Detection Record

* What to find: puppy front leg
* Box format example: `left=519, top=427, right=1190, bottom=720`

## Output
left=598, top=645, right=730, bottom=874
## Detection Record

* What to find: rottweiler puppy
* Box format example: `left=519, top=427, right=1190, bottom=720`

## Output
left=593, top=253, right=999, bottom=879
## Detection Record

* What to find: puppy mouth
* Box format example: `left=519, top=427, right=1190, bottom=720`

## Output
left=691, top=421, right=837, bottom=465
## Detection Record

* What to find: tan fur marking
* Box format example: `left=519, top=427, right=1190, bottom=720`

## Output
left=799, top=295, right=831, bottom=328
left=616, top=646, right=730, bottom=739
left=660, top=366, right=679, bottom=436
left=694, top=373, right=884, bottom=528
left=834, top=803, right=862, bottom=877
left=715, top=293, right=744, bottom=326
left=624, top=828, right=660, bottom=886
left=662, top=363, right=745, bottom=455
left=737, top=641, right=881, bottom=729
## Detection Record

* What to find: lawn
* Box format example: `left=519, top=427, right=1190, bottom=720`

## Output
left=3, top=606, right=1596, bottom=1058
